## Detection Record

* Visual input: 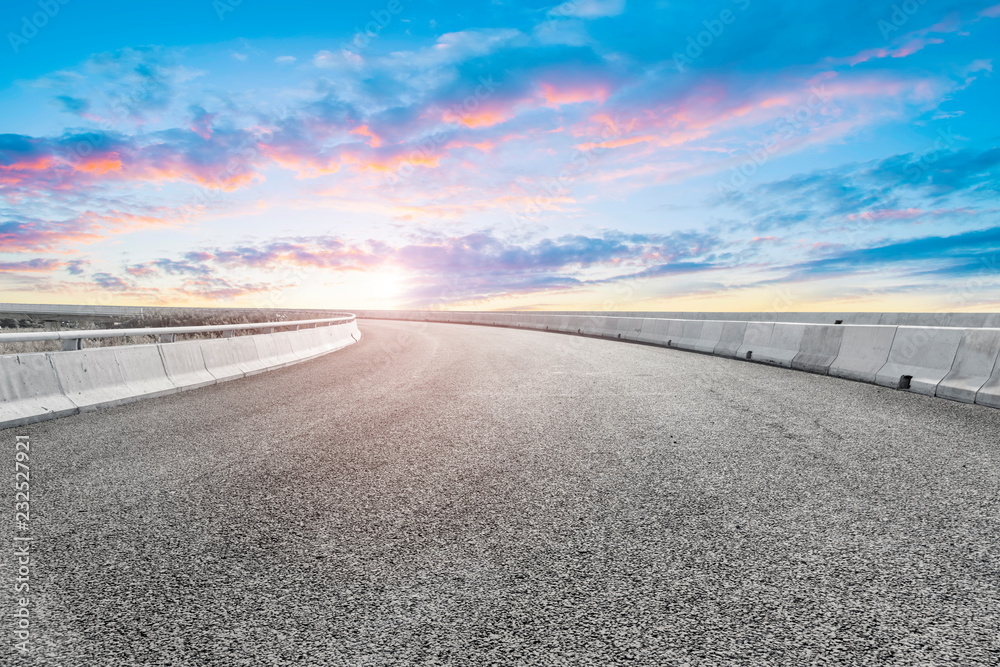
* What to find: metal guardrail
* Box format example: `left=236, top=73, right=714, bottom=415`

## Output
left=0, top=315, right=356, bottom=351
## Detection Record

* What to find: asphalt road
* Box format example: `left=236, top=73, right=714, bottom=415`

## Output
left=2, top=319, right=999, bottom=666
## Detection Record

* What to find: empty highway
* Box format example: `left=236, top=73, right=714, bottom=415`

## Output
left=3, top=320, right=999, bottom=666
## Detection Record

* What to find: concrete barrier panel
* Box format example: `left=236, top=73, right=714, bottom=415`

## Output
left=288, top=329, right=322, bottom=358
left=674, top=320, right=705, bottom=351
left=645, top=319, right=672, bottom=346
left=0, top=354, right=78, bottom=428
left=975, top=344, right=1000, bottom=408
left=554, top=316, right=572, bottom=332
left=693, top=320, right=724, bottom=353
left=49, top=347, right=137, bottom=411
left=791, top=325, right=845, bottom=375
left=828, top=326, right=897, bottom=384
left=229, top=336, right=267, bottom=375
left=200, top=338, right=247, bottom=382
left=113, top=345, right=178, bottom=399
left=580, top=316, right=606, bottom=336
left=875, top=327, right=965, bottom=395
left=749, top=323, right=807, bottom=367
left=659, top=320, right=683, bottom=347
left=736, top=322, right=774, bottom=362
left=936, top=329, right=1000, bottom=404
left=600, top=317, right=621, bottom=339
left=272, top=331, right=306, bottom=363
left=621, top=317, right=644, bottom=341
left=636, top=318, right=662, bottom=344
left=713, top=321, right=748, bottom=357
left=159, top=341, right=216, bottom=390
left=253, top=334, right=286, bottom=368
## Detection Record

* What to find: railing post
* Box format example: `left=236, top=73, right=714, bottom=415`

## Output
left=159, top=334, right=175, bottom=343
left=61, top=338, right=82, bottom=351
left=222, top=330, right=235, bottom=338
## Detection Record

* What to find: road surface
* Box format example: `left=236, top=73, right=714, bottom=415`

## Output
left=3, top=319, right=999, bottom=666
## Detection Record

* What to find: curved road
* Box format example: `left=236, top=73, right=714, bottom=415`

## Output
left=3, top=320, right=999, bottom=666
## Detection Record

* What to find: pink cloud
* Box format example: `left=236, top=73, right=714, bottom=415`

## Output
left=349, top=125, right=383, bottom=148
left=537, top=82, right=609, bottom=109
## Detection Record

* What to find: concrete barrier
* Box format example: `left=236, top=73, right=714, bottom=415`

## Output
left=600, top=316, right=621, bottom=339
left=159, top=341, right=216, bottom=390
left=0, top=354, right=78, bottom=427
left=356, top=312, right=1000, bottom=410
left=0, top=321, right=360, bottom=430
left=693, top=320, right=724, bottom=353
left=49, top=347, right=138, bottom=411
left=253, top=335, right=285, bottom=368
left=229, top=335, right=268, bottom=375
left=736, top=322, right=774, bottom=362
left=791, top=325, right=845, bottom=375
left=875, top=327, right=965, bottom=395
left=113, top=345, right=178, bottom=400
left=674, top=320, right=706, bottom=352
left=641, top=318, right=671, bottom=345
left=828, top=326, right=897, bottom=383
left=935, top=329, right=1000, bottom=404
left=744, top=323, right=807, bottom=367
left=636, top=318, right=663, bottom=344
left=713, top=321, right=748, bottom=357
left=580, top=316, right=606, bottom=337
left=272, top=332, right=302, bottom=365
left=975, top=348, right=1000, bottom=408
left=200, top=338, right=247, bottom=382
left=618, top=317, right=642, bottom=340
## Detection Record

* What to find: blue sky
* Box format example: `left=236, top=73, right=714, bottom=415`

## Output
left=1, top=0, right=998, bottom=311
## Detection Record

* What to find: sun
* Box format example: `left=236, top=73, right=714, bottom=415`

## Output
left=370, top=268, right=407, bottom=302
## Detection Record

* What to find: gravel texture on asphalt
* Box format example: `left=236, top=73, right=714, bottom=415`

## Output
left=2, top=319, right=999, bottom=666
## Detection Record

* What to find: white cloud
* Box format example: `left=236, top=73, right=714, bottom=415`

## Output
left=275, top=55, right=297, bottom=65
left=534, top=17, right=590, bottom=46
left=548, top=0, right=625, bottom=19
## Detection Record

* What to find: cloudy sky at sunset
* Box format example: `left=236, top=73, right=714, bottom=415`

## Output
left=1, top=0, right=998, bottom=311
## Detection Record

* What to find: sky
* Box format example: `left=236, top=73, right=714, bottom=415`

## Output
left=0, top=0, right=998, bottom=312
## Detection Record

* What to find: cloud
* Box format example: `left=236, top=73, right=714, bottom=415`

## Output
left=0, top=216, right=104, bottom=252
left=96, top=228, right=722, bottom=305
left=0, top=258, right=68, bottom=273
left=55, top=95, right=91, bottom=115
left=549, top=0, right=626, bottom=19
left=92, top=272, right=134, bottom=291
left=775, top=226, right=1000, bottom=283
left=36, top=47, right=203, bottom=125
left=0, top=127, right=264, bottom=195
left=718, top=146, right=1000, bottom=232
